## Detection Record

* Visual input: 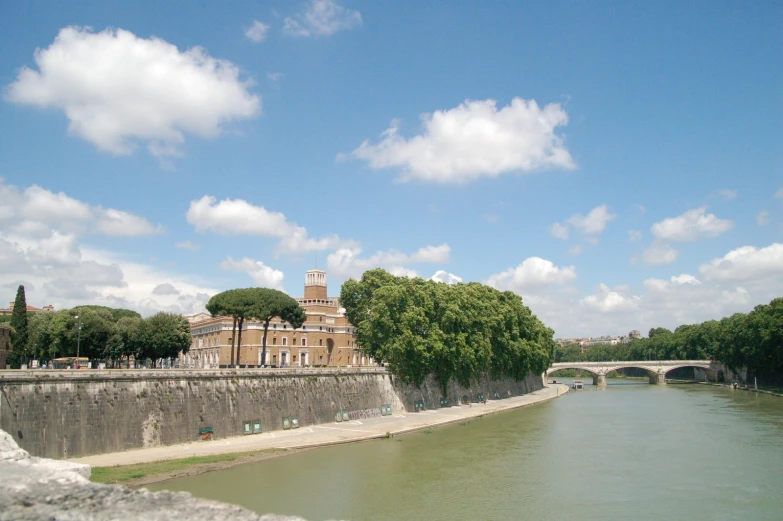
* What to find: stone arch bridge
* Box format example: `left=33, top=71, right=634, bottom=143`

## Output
left=547, top=360, right=728, bottom=386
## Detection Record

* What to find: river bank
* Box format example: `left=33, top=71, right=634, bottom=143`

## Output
left=77, top=383, right=568, bottom=486
left=698, top=381, right=783, bottom=397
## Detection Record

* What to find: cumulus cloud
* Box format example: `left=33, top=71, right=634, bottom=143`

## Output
left=430, top=270, right=462, bottom=285
left=642, top=242, right=680, bottom=266
left=651, top=207, right=733, bottom=242
left=186, top=195, right=355, bottom=254
left=485, top=257, right=576, bottom=293
left=0, top=231, right=215, bottom=316
left=567, top=245, right=584, bottom=256
left=628, top=230, right=642, bottom=242
left=549, top=222, right=569, bottom=240
left=580, top=284, right=640, bottom=313
left=152, top=283, right=180, bottom=295
left=698, top=243, right=783, bottom=283
left=566, top=205, right=616, bottom=235
left=0, top=180, right=160, bottom=237
left=4, top=26, right=260, bottom=158
left=245, top=21, right=270, bottom=42
left=219, top=257, right=285, bottom=290
left=283, top=0, right=362, bottom=37
left=326, top=244, right=450, bottom=279
left=345, top=97, right=574, bottom=184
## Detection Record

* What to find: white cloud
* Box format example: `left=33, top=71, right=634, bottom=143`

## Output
left=756, top=210, right=769, bottom=226
left=430, top=270, right=462, bottom=285
left=0, top=180, right=160, bottom=237
left=713, top=189, right=737, bottom=200
left=642, top=242, right=679, bottom=266
left=643, top=274, right=701, bottom=292
left=186, top=195, right=355, bottom=254
left=152, top=283, right=180, bottom=296
left=175, top=241, right=201, bottom=251
left=565, top=204, right=616, bottom=235
left=549, top=222, right=569, bottom=240
left=219, top=257, right=285, bottom=290
left=580, top=284, right=640, bottom=313
left=94, top=208, right=161, bottom=236
left=245, top=21, right=270, bottom=42
left=5, top=26, right=260, bottom=158
left=283, top=0, right=362, bottom=37
left=326, top=244, right=450, bottom=279
left=567, top=244, right=584, bottom=256
left=267, top=72, right=285, bottom=83
left=628, top=230, right=642, bottom=242
left=345, top=97, right=574, bottom=184
left=651, top=207, right=733, bottom=242
left=483, top=214, right=499, bottom=224
left=698, top=243, right=783, bottom=282
left=774, top=188, right=783, bottom=199
left=486, top=257, right=576, bottom=293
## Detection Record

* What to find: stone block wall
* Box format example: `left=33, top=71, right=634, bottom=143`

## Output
left=0, top=368, right=543, bottom=459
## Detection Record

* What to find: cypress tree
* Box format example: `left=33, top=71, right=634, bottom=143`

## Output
left=10, top=285, right=29, bottom=362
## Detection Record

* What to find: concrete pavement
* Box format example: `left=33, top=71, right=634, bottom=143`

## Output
left=71, top=384, right=569, bottom=468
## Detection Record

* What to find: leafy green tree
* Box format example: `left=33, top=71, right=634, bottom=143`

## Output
left=206, top=289, right=251, bottom=366
left=341, top=269, right=555, bottom=395
left=138, top=312, right=191, bottom=365
left=248, top=288, right=306, bottom=367
left=9, top=285, right=29, bottom=366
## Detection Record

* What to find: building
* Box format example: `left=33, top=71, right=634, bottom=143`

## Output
left=629, top=330, right=641, bottom=339
left=0, top=324, right=11, bottom=369
left=0, top=303, right=55, bottom=317
left=186, top=270, right=370, bottom=368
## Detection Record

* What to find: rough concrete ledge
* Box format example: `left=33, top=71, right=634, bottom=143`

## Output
left=0, top=429, right=312, bottom=521
left=0, top=367, right=387, bottom=384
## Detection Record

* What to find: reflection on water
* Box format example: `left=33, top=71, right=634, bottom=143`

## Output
left=149, top=381, right=783, bottom=521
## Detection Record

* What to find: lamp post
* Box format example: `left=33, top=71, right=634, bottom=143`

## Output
left=75, top=315, right=82, bottom=368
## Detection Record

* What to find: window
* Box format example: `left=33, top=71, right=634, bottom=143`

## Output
left=301, top=338, right=306, bottom=346
left=282, top=337, right=287, bottom=346
left=319, top=339, right=323, bottom=346
left=273, top=337, right=277, bottom=345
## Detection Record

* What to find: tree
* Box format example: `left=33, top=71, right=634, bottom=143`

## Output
left=248, top=288, right=306, bottom=367
left=341, top=269, right=555, bottom=395
left=206, top=289, right=254, bottom=366
left=9, top=285, right=29, bottom=366
left=138, top=312, right=191, bottom=365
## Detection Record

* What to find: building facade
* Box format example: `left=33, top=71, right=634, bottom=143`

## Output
left=0, top=303, right=55, bottom=317
left=186, top=270, right=371, bottom=368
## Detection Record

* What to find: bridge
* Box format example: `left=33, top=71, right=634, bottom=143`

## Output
left=546, top=360, right=727, bottom=386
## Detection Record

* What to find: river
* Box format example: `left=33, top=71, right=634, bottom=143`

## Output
left=148, top=381, right=783, bottom=520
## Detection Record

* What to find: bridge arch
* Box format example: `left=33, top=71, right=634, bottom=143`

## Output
left=547, top=360, right=719, bottom=386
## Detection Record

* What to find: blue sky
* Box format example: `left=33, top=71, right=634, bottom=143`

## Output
left=0, top=1, right=781, bottom=337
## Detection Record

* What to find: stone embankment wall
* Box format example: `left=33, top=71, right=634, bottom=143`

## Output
left=0, top=428, right=306, bottom=521
left=0, top=368, right=543, bottom=459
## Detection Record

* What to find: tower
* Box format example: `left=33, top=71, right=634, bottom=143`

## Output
left=304, top=269, right=327, bottom=300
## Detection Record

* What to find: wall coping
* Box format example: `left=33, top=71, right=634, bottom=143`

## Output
left=0, top=367, right=388, bottom=384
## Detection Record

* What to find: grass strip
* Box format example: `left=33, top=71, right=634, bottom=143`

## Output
left=90, top=451, right=271, bottom=484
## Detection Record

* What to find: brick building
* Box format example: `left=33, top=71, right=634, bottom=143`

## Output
left=186, top=270, right=371, bottom=368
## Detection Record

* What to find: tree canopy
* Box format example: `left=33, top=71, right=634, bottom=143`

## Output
left=206, top=287, right=306, bottom=367
left=9, top=285, right=29, bottom=365
left=340, top=269, right=555, bottom=394
left=11, top=305, right=189, bottom=368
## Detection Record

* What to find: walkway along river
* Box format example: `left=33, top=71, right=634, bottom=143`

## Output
left=149, top=381, right=783, bottom=521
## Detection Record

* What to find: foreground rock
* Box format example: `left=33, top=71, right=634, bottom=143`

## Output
left=0, top=429, right=308, bottom=521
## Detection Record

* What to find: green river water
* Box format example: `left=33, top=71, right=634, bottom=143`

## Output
left=149, top=381, right=783, bottom=521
